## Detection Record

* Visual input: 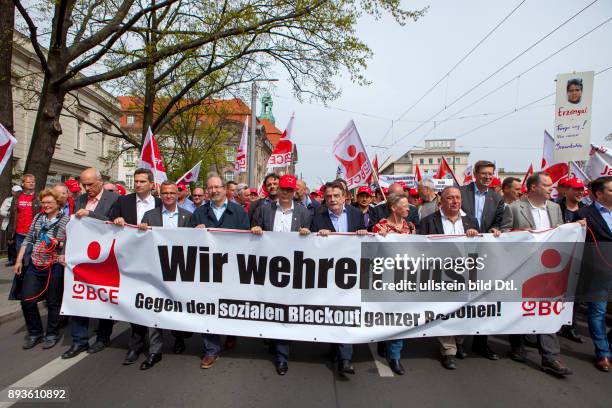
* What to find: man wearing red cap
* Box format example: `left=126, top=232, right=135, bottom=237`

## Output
left=251, top=174, right=311, bottom=376
left=555, top=178, right=569, bottom=203
left=407, top=188, right=420, bottom=207
left=177, top=182, right=196, bottom=213
left=352, top=186, right=375, bottom=227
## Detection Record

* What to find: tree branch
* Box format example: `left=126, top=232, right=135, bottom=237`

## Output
left=12, top=0, right=50, bottom=76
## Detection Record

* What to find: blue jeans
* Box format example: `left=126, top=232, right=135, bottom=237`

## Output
left=388, top=339, right=403, bottom=360
left=201, top=334, right=221, bottom=357
left=71, top=316, right=114, bottom=346
left=587, top=301, right=612, bottom=358
left=15, top=233, right=26, bottom=253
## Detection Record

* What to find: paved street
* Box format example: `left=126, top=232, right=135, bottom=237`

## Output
left=0, top=263, right=610, bottom=408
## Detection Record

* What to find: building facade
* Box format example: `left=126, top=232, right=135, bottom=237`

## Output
left=379, top=139, right=470, bottom=178
left=11, top=33, right=121, bottom=185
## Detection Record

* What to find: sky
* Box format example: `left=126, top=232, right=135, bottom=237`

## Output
left=263, top=0, right=612, bottom=188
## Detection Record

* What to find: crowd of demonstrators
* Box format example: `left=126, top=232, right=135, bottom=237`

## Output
left=2, top=163, right=610, bottom=378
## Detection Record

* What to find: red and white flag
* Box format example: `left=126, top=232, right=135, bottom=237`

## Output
left=414, top=163, right=422, bottom=182
left=366, top=154, right=379, bottom=184
left=176, top=160, right=202, bottom=185
left=0, top=123, right=17, bottom=176
left=435, top=156, right=459, bottom=185
left=586, top=144, right=612, bottom=179
left=266, top=114, right=295, bottom=169
left=569, top=161, right=589, bottom=183
left=542, top=130, right=569, bottom=197
left=332, top=120, right=373, bottom=190
left=463, top=164, right=474, bottom=185
left=235, top=116, right=248, bottom=173
left=139, top=127, right=167, bottom=184
left=521, top=163, right=534, bottom=187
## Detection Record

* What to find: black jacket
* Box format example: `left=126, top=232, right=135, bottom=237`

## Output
left=255, top=201, right=311, bottom=232
left=141, top=206, right=191, bottom=228
left=419, top=210, right=479, bottom=235
left=459, top=183, right=504, bottom=233
left=310, top=204, right=365, bottom=233
left=190, top=200, right=250, bottom=230
left=110, top=193, right=162, bottom=224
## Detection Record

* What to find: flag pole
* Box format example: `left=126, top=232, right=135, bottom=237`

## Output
left=149, top=127, right=158, bottom=191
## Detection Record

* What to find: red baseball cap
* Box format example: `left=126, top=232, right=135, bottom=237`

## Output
left=115, top=184, right=126, bottom=196
left=177, top=183, right=188, bottom=192
left=279, top=174, right=297, bottom=190
left=64, top=179, right=81, bottom=193
left=356, top=186, right=372, bottom=196
left=249, top=188, right=258, bottom=195
left=558, top=178, right=568, bottom=187
left=490, top=177, right=502, bottom=187
left=397, top=181, right=408, bottom=190
left=566, top=177, right=585, bottom=189
left=408, top=188, right=419, bottom=197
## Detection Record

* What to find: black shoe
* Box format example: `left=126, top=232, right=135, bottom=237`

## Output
left=441, top=356, right=457, bottom=370
left=509, top=347, right=528, bottom=363
left=173, top=338, right=186, bottom=354
left=377, top=342, right=387, bottom=358
left=42, top=336, right=60, bottom=349
left=388, top=359, right=405, bottom=375
left=23, top=336, right=43, bottom=350
left=559, top=327, right=584, bottom=343
left=276, top=361, right=288, bottom=375
left=140, top=353, right=162, bottom=370
left=62, top=343, right=89, bottom=359
left=456, top=344, right=468, bottom=359
left=123, top=350, right=140, bottom=365
left=338, top=359, right=355, bottom=375
left=542, top=359, right=573, bottom=376
left=473, top=345, right=499, bottom=360
left=87, top=339, right=109, bottom=354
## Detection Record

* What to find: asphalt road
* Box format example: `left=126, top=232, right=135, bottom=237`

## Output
left=0, top=308, right=610, bottom=408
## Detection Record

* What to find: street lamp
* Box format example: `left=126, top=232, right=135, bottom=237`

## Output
left=248, top=79, right=279, bottom=187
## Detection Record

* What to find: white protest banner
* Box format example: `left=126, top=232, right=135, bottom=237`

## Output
left=553, top=71, right=594, bottom=162
left=378, top=174, right=416, bottom=188
left=431, top=178, right=454, bottom=191
left=585, top=144, right=612, bottom=179
left=62, top=219, right=584, bottom=343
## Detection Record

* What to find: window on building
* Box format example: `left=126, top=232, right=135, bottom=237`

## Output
left=224, top=171, right=234, bottom=182
left=437, top=158, right=441, bottom=163
left=125, top=150, right=135, bottom=164
left=76, top=120, right=83, bottom=150
left=127, top=115, right=135, bottom=125
left=454, top=157, right=460, bottom=164
left=225, top=147, right=235, bottom=162
left=428, top=158, right=433, bottom=164
left=101, top=136, right=106, bottom=156
left=125, top=174, right=134, bottom=190
left=419, top=158, right=424, bottom=164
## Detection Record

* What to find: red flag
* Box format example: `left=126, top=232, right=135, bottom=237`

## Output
left=176, top=160, right=202, bottom=185
left=235, top=116, right=248, bottom=173
left=435, top=156, right=459, bottom=185
left=139, top=127, right=167, bottom=184
left=366, top=154, right=379, bottom=184
left=414, top=164, right=422, bottom=182
left=332, top=120, right=373, bottom=190
left=266, top=114, right=294, bottom=169
left=462, top=164, right=473, bottom=185
left=521, top=163, right=534, bottom=187
left=0, top=123, right=17, bottom=175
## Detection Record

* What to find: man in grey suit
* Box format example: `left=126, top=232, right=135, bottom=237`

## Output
left=62, top=168, right=120, bottom=359
left=459, top=160, right=504, bottom=360
left=251, top=175, right=311, bottom=375
left=137, top=181, right=192, bottom=370
left=500, top=171, right=573, bottom=376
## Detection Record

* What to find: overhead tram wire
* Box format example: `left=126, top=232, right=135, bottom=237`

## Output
left=454, top=65, right=612, bottom=140
left=386, top=0, right=601, bottom=151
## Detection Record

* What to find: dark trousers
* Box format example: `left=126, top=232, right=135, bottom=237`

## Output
left=276, top=340, right=290, bottom=364
left=7, top=239, right=16, bottom=263
left=332, top=343, right=353, bottom=361
left=20, top=263, right=64, bottom=339
left=509, top=333, right=560, bottom=362
left=472, top=335, right=489, bottom=350
left=128, top=324, right=147, bottom=353
left=71, top=317, right=114, bottom=346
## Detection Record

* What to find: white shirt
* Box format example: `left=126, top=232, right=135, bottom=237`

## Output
left=440, top=209, right=467, bottom=235
left=273, top=202, right=294, bottom=233
left=527, top=199, right=551, bottom=229
left=136, top=193, right=156, bottom=224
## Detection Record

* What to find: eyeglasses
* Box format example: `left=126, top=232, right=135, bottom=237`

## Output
left=192, top=194, right=204, bottom=197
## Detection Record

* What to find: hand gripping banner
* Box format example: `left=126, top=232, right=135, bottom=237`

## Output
left=62, top=218, right=586, bottom=343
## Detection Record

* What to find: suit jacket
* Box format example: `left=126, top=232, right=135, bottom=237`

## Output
left=256, top=201, right=311, bottom=232
left=368, top=202, right=420, bottom=232
left=459, top=183, right=504, bottom=233
left=310, top=204, right=366, bottom=233
left=248, top=197, right=271, bottom=227
left=419, top=210, right=479, bottom=235
left=110, top=192, right=162, bottom=225
left=296, top=197, right=320, bottom=218
left=141, top=206, right=191, bottom=228
left=74, top=190, right=119, bottom=221
left=190, top=200, right=250, bottom=230
left=500, top=197, right=563, bottom=231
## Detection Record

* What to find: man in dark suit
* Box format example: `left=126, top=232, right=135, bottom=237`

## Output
left=248, top=173, right=279, bottom=226
left=251, top=175, right=311, bottom=375
left=191, top=174, right=250, bottom=369
left=110, top=168, right=162, bottom=365
left=577, top=176, right=612, bottom=372
left=310, top=180, right=368, bottom=378
left=136, top=180, right=192, bottom=370
left=458, top=160, right=503, bottom=360
left=368, top=183, right=419, bottom=231
left=295, top=179, right=320, bottom=217
left=62, top=168, right=119, bottom=359
left=420, top=186, right=480, bottom=370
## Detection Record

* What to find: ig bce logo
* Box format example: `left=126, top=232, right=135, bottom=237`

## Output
left=72, top=240, right=120, bottom=304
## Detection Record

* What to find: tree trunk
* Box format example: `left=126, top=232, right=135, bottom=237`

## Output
left=23, top=78, right=66, bottom=191
left=0, top=0, right=14, bottom=199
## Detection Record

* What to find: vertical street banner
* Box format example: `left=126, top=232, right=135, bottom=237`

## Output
left=235, top=116, right=248, bottom=173
left=553, top=71, right=594, bottom=162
